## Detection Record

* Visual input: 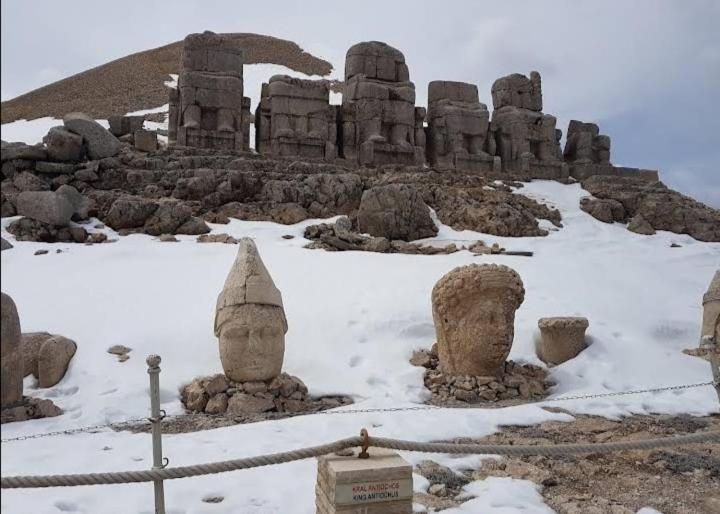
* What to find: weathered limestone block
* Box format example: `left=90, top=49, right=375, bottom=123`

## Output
left=255, top=75, right=336, bottom=160
left=16, top=190, right=75, bottom=226
left=627, top=214, right=656, bottom=235
left=169, top=31, right=250, bottom=151
left=357, top=184, right=437, bottom=241
left=214, top=238, right=287, bottom=382
left=431, top=264, right=525, bottom=377
left=1, top=142, right=47, bottom=162
left=490, top=72, right=565, bottom=178
left=702, top=271, right=720, bottom=343
left=1, top=293, right=23, bottom=408
left=536, top=317, right=589, bottom=366
left=426, top=81, right=499, bottom=172
left=107, top=115, right=145, bottom=137
left=316, top=449, right=413, bottom=514
left=43, top=127, right=84, bottom=162
left=491, top=71, right=543, bottom=111
left=564, top=120, right=610, bottom=164
left=63, top=112, right=121, bottom=160
left=340, top=41, right=424, bottom=166
left=134, top=129, right=158, bottom=152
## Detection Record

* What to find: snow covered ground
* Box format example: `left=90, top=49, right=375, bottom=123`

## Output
left=1, top=179, right=718, bottom=513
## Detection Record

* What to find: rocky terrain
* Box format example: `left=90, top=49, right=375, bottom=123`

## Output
left=413, top=413, right=720, bottom=514
left=0, top=33, right=333, bottom=124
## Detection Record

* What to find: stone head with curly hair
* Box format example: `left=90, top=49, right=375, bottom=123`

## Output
left=431, top=264, right=525, bottom=377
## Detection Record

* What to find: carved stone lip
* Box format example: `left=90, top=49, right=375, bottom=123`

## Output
left=538, top=316, right=589, bottom=329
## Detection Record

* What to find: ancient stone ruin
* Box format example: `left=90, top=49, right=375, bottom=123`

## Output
left=536, top=317, right=589, bottom=366
left=490, top=72, right=566, bottom=178
left=168, top=31, right=252, bottom=151
left=214, top=238, right=287, bottom=382
left=432, top=264, right=525, bottom=376
left=339, top=41, right=425, bottom=166
left=255, top=75, right=336, bottom=160
left=426, top=81, right=499, bottom=173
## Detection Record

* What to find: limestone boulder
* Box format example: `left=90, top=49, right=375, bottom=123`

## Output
left=579, top=197, right=625, bottom=223
left=63, top=112, right=121, bottom=160
left=432, top=264, right=525, bottom=377
left=627, top=214, right=656, bottom=235
left=14, top=171, right=50, bottom=192
left=56, top=185, right=89, bottom=220
left=1, top=293, right=23, bottom=408
left=108, top=115, right=145, bottom=137
left=16, top=190, right=74, bottom=226
left=357, top=184, right=438, bottom=241
left=227, top=393, right=275, bottom=415
left=134, top=130, right=158, bottom=153
left=43, top=126, right=84, bottom=162
left=105, top=195, right=158, bottom=230
left=143, top=201, right=193, bottom=236
left=536, top=317, right=589, bottom=366
left=175, top=216, right=211, bottom=235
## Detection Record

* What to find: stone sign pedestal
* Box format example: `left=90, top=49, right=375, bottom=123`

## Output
left=316, top=449, right=413, bottom=514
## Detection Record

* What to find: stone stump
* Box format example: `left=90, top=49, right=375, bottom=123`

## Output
left=316, top=449, right=413, bottom=513
left=536, top=317, right=589, bottom=366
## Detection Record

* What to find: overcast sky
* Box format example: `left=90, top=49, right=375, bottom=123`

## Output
left=2, top=0, right=719, bottom=206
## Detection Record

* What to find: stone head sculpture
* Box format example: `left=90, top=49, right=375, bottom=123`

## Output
left=214, top=238, right=287, bottom=382
left=702, top=270, right=720, bottom=343
left=431, top=264, right=525, bottom=377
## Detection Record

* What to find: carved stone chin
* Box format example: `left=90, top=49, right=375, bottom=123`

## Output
left=431, top=264, right=524, bottom=377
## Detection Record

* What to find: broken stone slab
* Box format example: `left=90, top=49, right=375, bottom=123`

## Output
left=34, top=161, right=77, bottom=175
left=134, top=129, right=158, bottom=152
left=108, top=115, right=145, bottom=137
left=1, top=142, right=48, bottom=162
left=63, top=112, right=121, bottom=160
left=16, top=190, right=75, bottom=226
left=43, top=126, right=84, bottom=162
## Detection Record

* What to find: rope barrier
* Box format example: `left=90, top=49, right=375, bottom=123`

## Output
left=2, top=430, right=718, bottom=489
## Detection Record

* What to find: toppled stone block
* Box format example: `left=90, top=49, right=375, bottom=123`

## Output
left=108, top=115, right=145, bottom=137
left=21, top=332, right=77, bottom=387
left=1, top=141, right=47, bottom=162
left=16, top=190, right=74, bottom=226
left=43, top=126, right=84, bottom=162
left=357, top=184, right=437, bottom=242
left=63, top=112, right=121, bottom=160
left=134, top=129, right=158, bottom=152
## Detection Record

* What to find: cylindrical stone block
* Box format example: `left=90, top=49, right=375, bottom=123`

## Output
left=537, top=317, right=589, bottom=366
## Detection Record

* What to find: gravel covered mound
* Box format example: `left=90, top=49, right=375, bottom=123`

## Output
left=1, top=33, right=333, bottom=124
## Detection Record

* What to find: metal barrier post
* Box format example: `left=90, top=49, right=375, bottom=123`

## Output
left=146, top=355, right=166, bottom=514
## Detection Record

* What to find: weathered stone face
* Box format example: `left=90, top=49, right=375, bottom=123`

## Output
left=255, top=75, right=336, bottom=160
left=340, top=41, right=424, bottom=166
left=536, top=317, right=589, bottom=366
left=426, top=81, right=498, bottom=172
left=169, top=31, right=251, bottom=151
left=431, top=264, right=525, bottom=377
left=215, top=238, right=287, bottom=382
left=1, top=292, right=23, bottom=408
left=491, top=71, right=542, bottom=111
left=703, top=271, right=720, bottom=342
left=217, top=304, right=285, bottom=382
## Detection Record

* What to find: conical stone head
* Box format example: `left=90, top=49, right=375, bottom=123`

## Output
left=215, top=238, right=287, bottom=382
left=702, top=270, right=720, bottom=341
left=1, top=292, right=23, bottom=407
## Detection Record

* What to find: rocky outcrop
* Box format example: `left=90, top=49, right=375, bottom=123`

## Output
left=357, top=184, right=438, bottom=241
left=581, top=176, right=720, bottom=242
